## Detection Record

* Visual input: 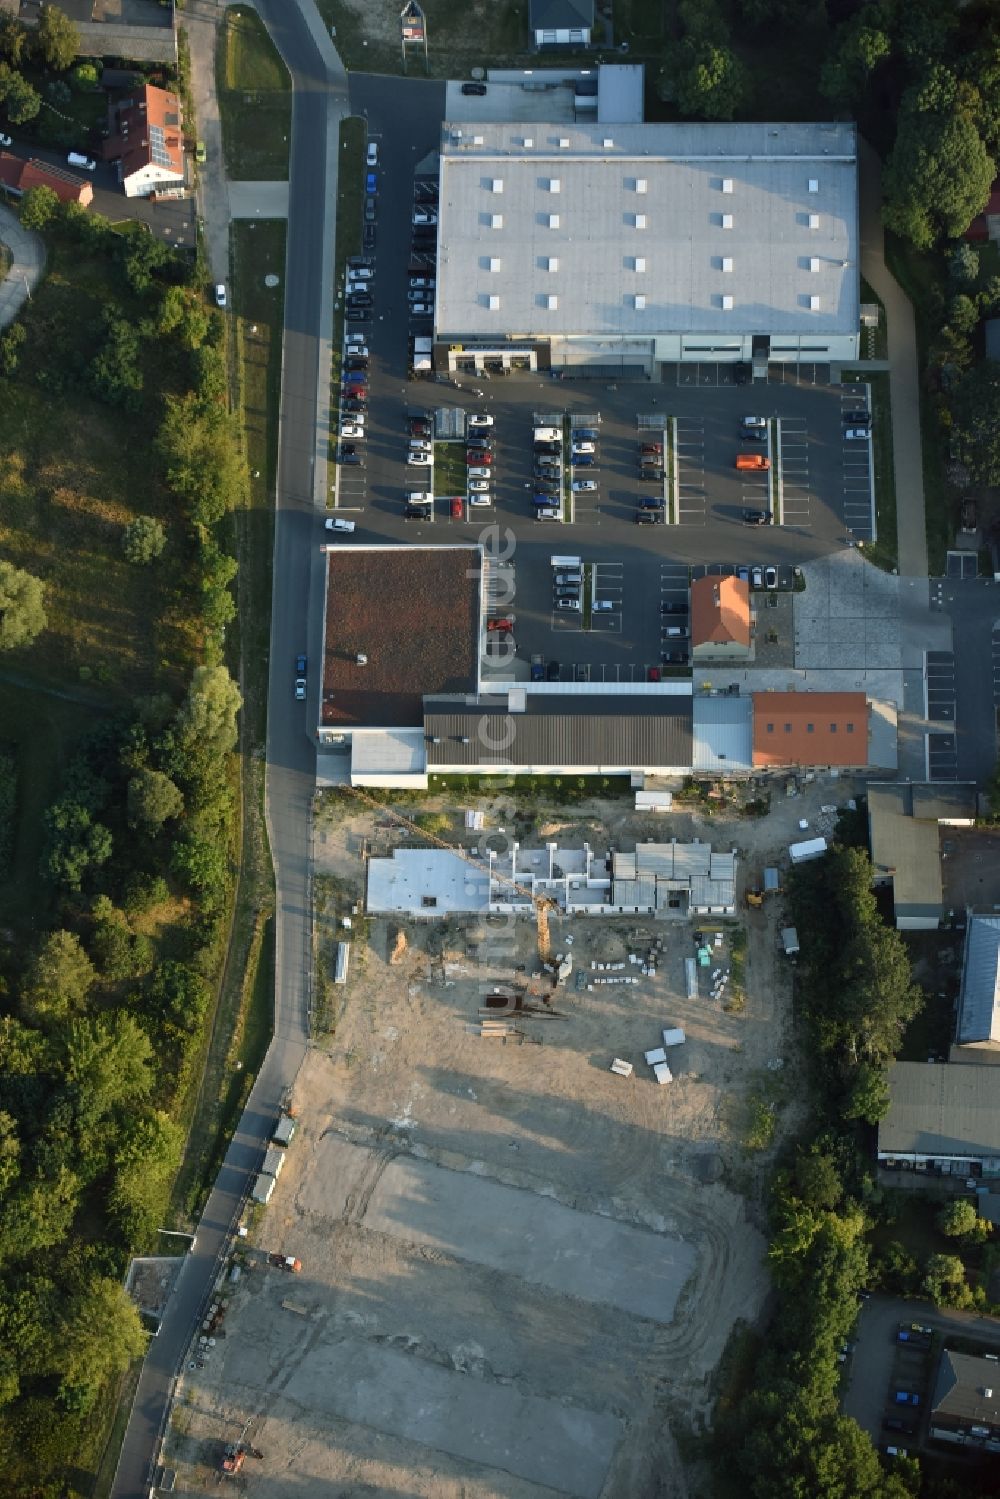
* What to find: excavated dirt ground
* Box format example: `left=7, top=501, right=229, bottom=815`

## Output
left=165, top=777, right=860, bottom=1499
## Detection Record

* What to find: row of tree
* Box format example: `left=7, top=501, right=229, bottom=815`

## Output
left=0, top=4, right=81, bottom=128
left=0, top=181, right=247, bottom=1491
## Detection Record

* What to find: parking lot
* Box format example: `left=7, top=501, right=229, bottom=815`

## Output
left=336, top=75, right=878, bottom=685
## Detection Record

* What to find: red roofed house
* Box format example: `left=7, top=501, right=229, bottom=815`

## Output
left=690, top=575, right=751, bottom=662
left=0, top=152, right=93, bottom=206
left=752, top=691, right=869, bottom=768
left=106, top=83, right=185, bottom=199
left=965, top=181, right=1000, bottom=243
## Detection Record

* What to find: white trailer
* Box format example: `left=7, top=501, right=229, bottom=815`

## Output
left=789, top=836, right=828, bottom=864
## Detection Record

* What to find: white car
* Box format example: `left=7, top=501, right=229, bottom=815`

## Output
left=341, top=422, right=365, bottom=438
left=0, top=133, right=11, bottom=148
left=413, top=209, right=438, bottom=226
left=344, top=342, right=368, bottom=358
left=534, top=426, right=561, bottom=443
left=468, top=465, right=493, bottom=479
left=409, top=438, right=432, bottom=452
left=468, top=413, right=494, bottom=428
left=741, top=415, right=767, bottom=429
left=407, top=452, right=433, bottom=466
left=347, top=266, right=373, bottom=281
left=409, top=276, right=435, bottom=290
left=468, top=478, right=491, bottom=492
left=593, top=600, right=614, bottom=612
left=555, top=597, right=581, bottom=612
left=844, top=428, right=870, bottom=441
left=325, top=517, right=356, bottom=533
left=406, top=491, right=433, bottom=505
left=571, top=479, right=598, bottom=492
left=468, top=494, right=492, bottom=507
left=366, top=141, right=378, bottom=167
left=214, top=283, right=227, bottom=308
left=410, top=302, right=433, bottom=316
left=571, top=441, right=595, bottom=456
left=751, top=566, right=764, bottom=589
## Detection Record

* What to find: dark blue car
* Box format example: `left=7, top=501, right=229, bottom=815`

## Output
left=365, top=172, right=377, bottom=194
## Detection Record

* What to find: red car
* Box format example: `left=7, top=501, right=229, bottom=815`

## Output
left=487, top=617, right=514, bottom=632
left=640, top=442, right=663, bottom=455
left=410, top=419, right=432, bottom=436
left=467, top=451, right=493, bottom=465
left=647, top=666, right=661, bottom=682
left=450, top=498, right=463, bottom=518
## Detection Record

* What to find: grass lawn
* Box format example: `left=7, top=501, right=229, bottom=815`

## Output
left=433, top=440, right=466, bottom=497
left=330, top=116, right=365, bottom=466
left=217, top=6, right=291, bottom=180
left=315, top=0, right=529, bottom=76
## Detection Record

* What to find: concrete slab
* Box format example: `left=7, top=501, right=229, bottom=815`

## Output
left=365, top=1155, right=697, bottom=1324
left=277, top=1337, right=621, bottom=1498
left=228, top=180, right=290, bottom=218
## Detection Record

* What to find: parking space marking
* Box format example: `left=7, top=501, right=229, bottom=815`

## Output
left=993, top=625, right=1000, bottom=707
left=842, top=428, right=874, bottom=542
left=591, top=560, right=623, bottom=631
left=674, top=418, right=707, bottom=525
left=777, top=416, right=811, bottom=530
left=925, top=651, right=958, bottom=780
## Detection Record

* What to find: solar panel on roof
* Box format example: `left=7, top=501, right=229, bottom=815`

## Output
left=149, top=124, right=173, bottom=168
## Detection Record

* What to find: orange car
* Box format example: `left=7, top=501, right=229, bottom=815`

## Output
left=736, top=453, right=770, bottom=471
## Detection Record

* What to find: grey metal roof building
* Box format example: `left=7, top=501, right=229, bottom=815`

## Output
left=434, top=121, right=859, bottom=370
left=612, top=842, right=736, bottom=913
left=957, top=914, right=1000, bottom=1048
left=423, top=692, right=692, bottom=774
left=691, top=695, right=752, bottom=772
left=931, top=1350, right=1000, bottom=1435
left=877, top=1062, right=1000, bottom=1172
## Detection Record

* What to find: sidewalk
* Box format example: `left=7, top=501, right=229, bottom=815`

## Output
left=858, top=137, right=929, bottom=579
left=183, top=0, right=232, bottom=282
left=0, top=205, right=44, bottom=328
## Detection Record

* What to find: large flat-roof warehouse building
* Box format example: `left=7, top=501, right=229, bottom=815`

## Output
left=433, top=120, right=859, bottom=375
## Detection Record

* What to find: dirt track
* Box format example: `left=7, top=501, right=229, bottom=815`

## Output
left=165, top=778, right=859, bottom=1497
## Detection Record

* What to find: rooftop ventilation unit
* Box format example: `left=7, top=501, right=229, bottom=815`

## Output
left=490, top=213, right=503, bottom=228
left=558, top=137, right=570, bottom=148
left=546, top=294, right=558, bottom=309
left=634, top=213, right=647, bottom=229
left=356, top=653, right=368, bottom=665
left=722, top=257, right=733, bottom=273
left=634, top=294, right=646, bottom=310
left=808, top=178, right=819, bottom=193
left=488, top=294, right=500, bottom=310
left=634, top=256, right=646, bottom=273
left=489, top=257, right=501, bottom=271
left=721, top=294, right=734, bottom=310
left=472, top=135, right=484, bottom=145
left=523, top=136, right=534, bottom=148
left=491, top=178, right=503, bottom=193
left=808, top=213, right=819, bottom=229
left=809, top=257, right=820, bottom=272
left=547, top=256, right=559, bottom=271
left=549, top=178, right=561, bottom=193
left=721, top=178, right=734, bottom=194
left=548, top=213, right=560, bottom=228
left=808, top=295, right=820, bottom=309
left=603, top=137, right=614, bottom=148
left=635, top=178, right=647, bottom=194
left=721, top=213, right=733, bottom=229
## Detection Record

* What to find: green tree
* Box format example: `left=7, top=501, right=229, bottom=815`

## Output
left=884, top=93, right=996, bottom=249
left=936, top=1197, right=981, bottom=1238
left=947, top=293, right=979, bottom=335
left=35, top=4, right=79, bottom=71
left=0, top=1111, right=20, bottom=1196
left=0, top=63, right=41, bottom=124
left=19, top=184, right=58, bottom=232
left=0, top=561, right=46, bottom=651
left=819, top=9, right=891, bottom=108
left=873, top=1239, right=918, bottom=1295
left=174, top=664, right=242, bottom=762
left=70, top=60, right=98, bottom=90
left=0, top=321, right=26, bottom=377
left=952, top=361, right=1000, bottom=484
left=89, top=896, right=154, bottom=982
left=662, top=38, right=747, bottom=121
left=159, top=284, right=210, bottom=349
left=20, top=929, right=95, bottom=1030
left=88, top=311, right=144, bottom=410
left=0, top=14, right=29, bottom=66
left=126, top=767, right=183, bottom=829
left=119, top=228, right=172, bottom=294
left=41, top=799, right=112, bottom=892
left=122, top=515, right=166, bottom=565
left=108, top=1109, right=182, bottom=1244
left=55, top=1278, right=147, bottom=1413
left=923, top=1252, right=973, bottom=1308
left=156, top=391, right=248, bottom=525
left=794, top=1147, right=843, bottom=1211
left=949, top=242, right=980, bottom=285
left=842, top=1062, right=890, bottom=1124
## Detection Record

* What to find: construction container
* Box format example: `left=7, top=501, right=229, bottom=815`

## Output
left=662, top=1027, right=686, bottom=1048
left=781, top=927, right=800, bottom=957
left=262, top=1147, right=285, bottom=1179
left=789, top=836, right=828, bottom=864
left=272, top=1113, right=296, bottom=1147
left=251, top=1172, right=275, bottom=1206
left=653, top=1062, right=673, bottom=1085
left=334, top=941, right=350, bottom=984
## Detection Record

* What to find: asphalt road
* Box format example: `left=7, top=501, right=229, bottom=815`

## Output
left=109, top=5, right=343, bottom=1494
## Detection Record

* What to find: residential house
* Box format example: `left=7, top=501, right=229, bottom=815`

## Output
left=529, top=0, right=594, bottom=48
left=106, top=83, right=185, bottom=199
left=691, top=575, right=751, bottom=662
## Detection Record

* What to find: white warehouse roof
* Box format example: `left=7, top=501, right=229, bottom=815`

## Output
left=435, top=121, right=857, bottom=340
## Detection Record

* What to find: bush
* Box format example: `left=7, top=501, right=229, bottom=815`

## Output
left=122, top=515, right=167, bottom=565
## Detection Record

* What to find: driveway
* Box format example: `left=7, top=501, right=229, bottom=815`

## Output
left=0, top=205, right=43, bottom=328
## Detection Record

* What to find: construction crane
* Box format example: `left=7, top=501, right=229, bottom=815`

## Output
left=340, top=785, right=557, bottom=965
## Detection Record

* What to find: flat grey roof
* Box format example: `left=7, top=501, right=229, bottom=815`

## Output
left=878, top=1062, right=1000, bottom=1159
left=957, top=914, right=1000, bottom=1046
left=424, top=692, right=692, bottom=768
left=435, top=121, right=857, bottom=340
left=692, top=695, right=752, bottom=771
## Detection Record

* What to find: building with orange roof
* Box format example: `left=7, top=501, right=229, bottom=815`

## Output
left=752, top=691, right=869, bottom=768
left=690, top=575, right=751, bottom=661
left=0, top=152, right=93, bottom=206
left=105, top=83, right=185, bottom=199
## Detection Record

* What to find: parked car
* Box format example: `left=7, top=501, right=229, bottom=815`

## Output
left=469, top=493, right=491, bottom=507
left=751, top=566, right=764, bottom=589
left=410, top=302, right=434, bottom=316
left=741, top=415, right=767, bottom=429
left=461, top=81, right=487, bottom=96
left=571, top=441, right=595, bottom=456
left=409, top=438, right=432, bottom=452
left=883, top=1419, right=915, bottom=1435
left=593, top=600, right=613, bottom=612
left=896, top=1331, right=930, bottom=1348
left=342, top=399, right=367, bottom=413
left=883, top=1447, right=909, bottom=1460
left=347, top=265, right=373, bottom=281
left=341, top=422, right=365, bottom=438
left=468, top=465, right=493, bottom=479
left=534, top=507, right=560, bottom=521
left=466, top=451, right=493, bottom=465
left=325, top=517, right=355, bottom=533
left=765, top=565, right=778, bottom=588
left=961, top=499, right=978, bottom=533
left=636, top=510, right=660, bottom=524
left=734, top=362, right=750, bottom=384
left=404, top=505, right=429, bottom=517
left=0, top=132, right=12, bottom=147
left=409, top=276, right=436, bottom=290
left=531, top=656, right=544, bottom=681
left=571, top=454, right=596, bottom=467
left=546, top=660, right=560, bottom=681
left=574, top=428, right=599, bottom=441
left=740, top=428, right=767, bottom=443
left=363, top=223, right=376, bottom=252
left=555, top=597, right=581, bottom=612
left=908, top=1323, right=934, bottom=1336
left=661, top=651, right=688, bottom=664
left=466, top=436, right=494, bottom=450
left=407, top=452, right=433, bottom=466
left=412, top=209, right=438, bottom=226
left=345, top=307, right=370, bottom=321
left=647, top=666, right=661, bottom=682
left=845, top=428, right=870, bottom=441
left=365, top=171, right=377, bottom=194
left=67, top=151, right=96, bottom=171
left=640, top=467, right=664, bottom=482
left=534, top=441, right=562, bottom=456
left=337, top=445, right=360, bottom=465
left=364, top=197, right=376, bottom=222
left=742, top=508, right=770, bottom=525
left=487, top=617, right=514, bottom=633
left=214, top=283, right=227, bottom=308
left=893, top=1392, right=920, bottom=1407
left=843, top=408, right=870, bottom=425
left=468, top=413, right=494, bottom=427
left=450, top=498, right=463, bottom=518
left=469, top=478, right=491, bottom=492
left=640, top=443, right=662, bottom=456
left=366, top=141, right=378, bottom=167
left=409, top=419, right=432, bottom=437
left=571, top=479, right=598, bottom=492
left=344, top=345, right=369, bottom=359
left=661, top=601, right=687, bottom=614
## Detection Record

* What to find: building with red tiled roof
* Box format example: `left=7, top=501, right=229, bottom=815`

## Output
left=691, top=575, right=751, bottom=661
left=0, top=152, right=93, bottom=206
left=752, top=691, right=869, bottom=768
left=965, top=181, right=1000, bottom=243
left=105, top=83, right=185, bottom=199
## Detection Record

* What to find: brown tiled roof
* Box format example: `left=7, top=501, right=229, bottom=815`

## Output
left=752, top=691, right=869, bottom=767
left=109, top=83, right=184, bottom=182
left=691, top=575, right=750, bottom=647
left=322, top=547, right=481, bottom=728
left=0, top=153, right=93, bottom=205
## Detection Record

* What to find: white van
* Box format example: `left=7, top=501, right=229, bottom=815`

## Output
left=405, top=491, right=433, bottom=506
left=325, top=517, right=356, bottom=534
left=67, top=152, right=96, bottom=171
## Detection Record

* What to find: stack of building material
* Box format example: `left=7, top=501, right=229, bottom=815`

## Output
left=610, top=1058, right=633, bottom=1078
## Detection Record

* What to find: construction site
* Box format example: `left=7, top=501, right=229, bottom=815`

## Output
left=163, top=776, right=856, bottom=1498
